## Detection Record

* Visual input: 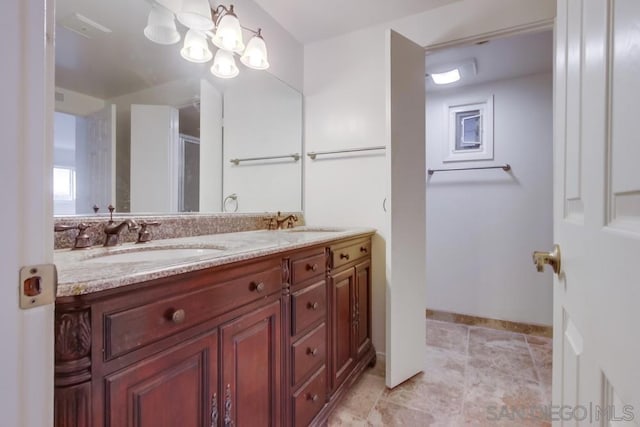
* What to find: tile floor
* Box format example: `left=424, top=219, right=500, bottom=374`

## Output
left=328, top=319, right=552, bottom=426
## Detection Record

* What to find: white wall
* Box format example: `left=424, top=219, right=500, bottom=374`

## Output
left=55, top=86, right=105, bottom=116
left=233, top=0, right=303, bottom=92
left=304, top=0, right=556, bottom=354
left=199, top=79, right=224, bottom=212
left=426, top=72, right=553, bottom=325
left=223, top=71, right=303, bottom=212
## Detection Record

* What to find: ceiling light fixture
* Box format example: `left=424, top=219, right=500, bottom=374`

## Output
left=427, top=58, right=477, bottom=86
left=144, top=1, right=269, bottom=79
left=430, top=69, right=461, bottom=85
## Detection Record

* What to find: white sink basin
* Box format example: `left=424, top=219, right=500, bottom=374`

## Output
left=83, top=248, right=225, bottom=264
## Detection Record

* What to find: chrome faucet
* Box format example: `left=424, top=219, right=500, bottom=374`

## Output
left=103, top=205, right=139, bottom=246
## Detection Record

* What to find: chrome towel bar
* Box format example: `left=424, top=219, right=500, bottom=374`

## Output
left=428, top=164, right=511, bottom=175
left=230, top=153, right=300, bottom=165
left=307, top=146, right=386, bottom=159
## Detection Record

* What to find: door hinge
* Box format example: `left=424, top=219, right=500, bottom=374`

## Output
left=19, top=264, right=57, bottom=309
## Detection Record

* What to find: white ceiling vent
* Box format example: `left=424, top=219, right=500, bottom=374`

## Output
left=58, top=13, right=112, bottom=39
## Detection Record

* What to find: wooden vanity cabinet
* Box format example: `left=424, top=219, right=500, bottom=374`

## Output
left=327, top=238, right=374, bottom=395
left=54, top=235, right=374, bottom=427
left=104, top=330, right=218, bottom=427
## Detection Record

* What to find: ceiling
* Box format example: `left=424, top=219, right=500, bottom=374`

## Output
left=252, top=0, right=460, bottom=44
left=55, top=0, right=218, bottom=99
left=425, top=30, right=553, bottom=92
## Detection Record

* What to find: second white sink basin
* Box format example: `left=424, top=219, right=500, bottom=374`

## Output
left=83, top=248, right=225, bottom=264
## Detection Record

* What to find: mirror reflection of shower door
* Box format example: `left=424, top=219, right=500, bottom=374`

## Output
left=179, top=135, right=200, bottom=212
left=75, top=104, right=116, bottom=214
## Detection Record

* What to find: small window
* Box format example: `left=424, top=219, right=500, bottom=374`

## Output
left=53, top=167, right=76, bottom=201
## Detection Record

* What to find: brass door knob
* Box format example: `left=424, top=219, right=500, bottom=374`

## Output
left=532, top=244, right=561, bottom=275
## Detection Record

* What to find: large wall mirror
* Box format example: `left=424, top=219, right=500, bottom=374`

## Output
left=53, top=0, right=302, bottom=216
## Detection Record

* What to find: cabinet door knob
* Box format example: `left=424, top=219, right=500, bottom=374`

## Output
left=360, top=246, right=368, bottom=253
left=307, top=393, right=319, bottom=402
left=306, top=263, right=318, bottom=272
left=340, top=253, right=350, bottom=260
left=307, top=347, right=319, bottom=357
left=171, top=309, right=186, bottom=324
left=252, top=282, right=265, bottom=293
left=308, top=301, right=319, bottom=310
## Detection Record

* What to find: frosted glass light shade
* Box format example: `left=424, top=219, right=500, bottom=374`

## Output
left=180, top=29, right=213, bottom=63
left=431, top=69, right=461, bottom=85
left=240, top=33, right=269, bottom=70
left=177, top=0, right=214, bottom=30
left=212, top=12, right=244, bottom=53
left=144, top=5, right=181, bottom=45
left=210, top=49, right=239, bottom=78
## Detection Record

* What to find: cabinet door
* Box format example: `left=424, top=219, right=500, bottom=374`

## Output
left=355, top=260, right=372, bottom=360
left=105, top=330, right=218, bottom=427
left=329, top=268, right=356, bottom=391
left=220, top=300, right=281, bottom=426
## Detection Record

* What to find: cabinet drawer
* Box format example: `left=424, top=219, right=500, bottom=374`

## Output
left=292, top=366, right=326, bottom=427
left=331, top=239, right=371, bottom=270
left=292, top=323, right=326, bottom=386
left=291, top=280, right=326, bottom=336
left=291, top=250, right=325, bottom=285
left=104, top=264, right=282, bottom=359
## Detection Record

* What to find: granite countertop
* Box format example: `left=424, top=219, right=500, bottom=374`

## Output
left=54, top=226, right=375, bottom=297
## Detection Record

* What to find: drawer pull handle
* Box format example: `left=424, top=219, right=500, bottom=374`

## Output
left=340, top=253, right=350, bottom=260
left=252, top=282, right=265, bottom=293
left=308, top=301, right=319, bottom=310
left=307, top=347, right=319, bottom=357
left=171, top=309, right=186, bottom=324
left=306, top=263, right=318, bottom=272
left=360, top=246, right=368, bottom=253
left=307, top=393, right=319, bottom=402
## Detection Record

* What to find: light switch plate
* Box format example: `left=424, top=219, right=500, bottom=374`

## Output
left=19, top=264, right=57, bottom=309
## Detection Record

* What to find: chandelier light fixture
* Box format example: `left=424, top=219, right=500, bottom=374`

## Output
left=144, top=0, right=269, bottom=79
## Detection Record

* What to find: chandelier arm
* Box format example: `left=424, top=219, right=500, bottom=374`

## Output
left=239, top=26, right=261, bottom=36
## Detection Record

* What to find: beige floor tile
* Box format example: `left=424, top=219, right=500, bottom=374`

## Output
left=337, top=373, right=386, bottom=419
left=367, top=399, right=435, bottom=426
left=468, top=327, right=529, bottom=353
left=424, top=346, right=466, bottom=383
left=467, top=347, right=538, bottom=381
left=464, top=367, right=550, bottom=425
left=328, top=320, right=554, bottom=427
left=381, top=371, right=464, bottom=417
left=327, top=405, right=368, bottom=426
left=426, top=320, right=469, bottom=353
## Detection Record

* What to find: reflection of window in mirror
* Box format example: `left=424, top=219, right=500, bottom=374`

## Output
left=53, top=112, right=78, bottom=215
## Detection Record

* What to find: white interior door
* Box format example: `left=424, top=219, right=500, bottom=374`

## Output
left=1, top=0, right=54, bottom=425
left=385, top=29, right=427, bottom=388
left=76, top=104, right=116, bottom=213
left=551, top=0, right=640, bottom=422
